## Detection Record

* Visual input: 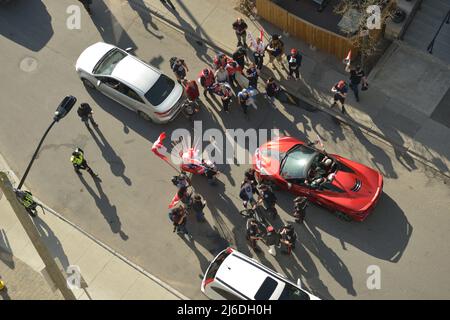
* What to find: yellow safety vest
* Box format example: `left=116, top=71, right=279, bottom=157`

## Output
left=71, top=153, right=83, bottom=165
left=22, top=192, right=34, bottom=208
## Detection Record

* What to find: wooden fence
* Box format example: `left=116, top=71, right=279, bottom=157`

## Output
left=256, top=0, right=360, bottom=60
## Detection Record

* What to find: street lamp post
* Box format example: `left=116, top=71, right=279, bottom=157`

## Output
left=17, top=95, right=77, bottom=190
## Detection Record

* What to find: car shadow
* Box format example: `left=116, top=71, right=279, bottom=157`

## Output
left=0, top=0, right=53, bottom=52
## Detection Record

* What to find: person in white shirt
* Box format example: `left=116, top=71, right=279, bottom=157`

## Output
left=250, top=37, right=265, bottom=70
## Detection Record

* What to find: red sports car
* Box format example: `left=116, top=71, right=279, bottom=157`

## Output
left=253, top=136, right=383, bottom=221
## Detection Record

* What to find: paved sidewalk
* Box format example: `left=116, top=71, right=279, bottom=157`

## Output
left=0, top=155, right=187, bottom=300
left=129, top=0, right=450, bottom=176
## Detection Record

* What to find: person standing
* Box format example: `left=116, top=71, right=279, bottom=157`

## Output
left=70, top=147, right=99, bottom=178
left=232, top=18, right=248, bottom=47
left=250, top=37, right=265, bottom=71
left=215, top=65, right=229, bottom=84
left=265, top=34, right=284, bottom=65
left=219, top=83, right=233, bottom=113
left=232, top=46, right=248, bottom=70
left=345, top=64, right=366, bottom=102
left=286, top=48, right=302, bottom=80
left=198, top=68, right=215, bottom=98
left=15, top=189, right=38, bottom=217
left=77, top=103, right=98, bottom=128
left=246, top=218, right=262, bottom=250
left=192, top=194, right=206, bottom=222
left=78, top=0, right=92, bottom=15
left=239, top=179, right=257, bottom=209
left=293, top=196, right=308, bottom=224
left=265, top=77, right=281, bottom=104
left=213, top=53, right=229, bottom=70
left=331, top=80, right=348, bottom=114
left=225, top=60, right=241, bottom=87
left=169, top=206, right=191, bottom=237
left=265, top=226, right=280, bottom=256
left=172, top=58, right=189, bottom=83
left=245, top=63, right=259, bottom=88
left=238, top=88, right=251, bottom=115
left=279, top=224, right=297, bottom=255
left=182, top=79, right=200, bottom=103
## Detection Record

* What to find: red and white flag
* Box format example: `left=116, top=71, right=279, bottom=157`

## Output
left=260, top=28, right=264, bottom=41
left=152, top=132, right=167, bottom=160
left=343, top=50, right=351, bottom=66
left=168, top=193, right=180, bottom=209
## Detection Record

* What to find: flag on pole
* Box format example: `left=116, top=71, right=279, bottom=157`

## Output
left=168, top=193, right=180, bottom=209
left=152, top=132, right=167, bottom=160
left=343, top=50, right=351, bottom=66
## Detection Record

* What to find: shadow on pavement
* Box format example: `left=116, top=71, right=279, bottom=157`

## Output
left=0, top=0, right=53, bottom=52
left=33, top=215, right=70, bottom=271
left=78, top=173, right=129, bottom=241
left=0, top=244, right=14, bottom=270
left=88, top=126, right=132, bottom=186
left=127, top=0, right=164, bottom=40
left=90, top=0, right=137, bottom=49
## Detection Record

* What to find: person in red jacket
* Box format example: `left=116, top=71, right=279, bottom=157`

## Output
left=183, top=80, right=200, bottom=103
left=197, top=68, right=215, bottom=98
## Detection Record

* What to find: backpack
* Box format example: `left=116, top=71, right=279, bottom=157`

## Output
left=169, top=57, right=178, bottom=70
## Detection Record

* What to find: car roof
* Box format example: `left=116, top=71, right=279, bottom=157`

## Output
left=215, top=251, right=283, bottom=299
left=111, top=55, right=161, bottom=95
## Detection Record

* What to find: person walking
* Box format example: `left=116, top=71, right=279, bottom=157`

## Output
left=78, top=0, right=92, bottom=15
left=15, top=189, right=38, bottom=217
left=286, top=48, right=302, bottom=80
left=238, top=88, right=251, bottom=115
left=182, top=79, right=200, bottom=103
left=293, top=196, right=308, bottom=224
left=239, top=179, right=257, bottom=209
left=77, top=103, right=98, bottom=128
left=331, top=80, right=348, bottom=114
left=198, top=68, right=215, bottom=98
left=225, top=60, right=241, bottom=87
left=171, top=58, right=189, bottom=83
left=250, top=37, right=265, bottom=71
left=345, top=64, right=366, bottom=102
left=218, top=83, right=233, bottom=113
left=70, top=147, right=99, bottom=178
left=265, top=34, right=284, bottom=66
left=246, top=218, right=262, bottom=251
left=245, top=63, right=259, bottom=88
left=192, top=194, right=206, bottom=222
left=232, top=17, right=248, bottom=47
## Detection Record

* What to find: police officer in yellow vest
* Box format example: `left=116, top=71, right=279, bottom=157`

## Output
left=15, top=189, right=38, bottom=217
left=71, top=147, right=98, bottom=177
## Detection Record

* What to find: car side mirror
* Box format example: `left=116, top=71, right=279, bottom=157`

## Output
left=125, top=47, right=135, bottom=53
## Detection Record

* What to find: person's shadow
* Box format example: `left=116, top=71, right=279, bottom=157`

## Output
left=127, top=0, right=164, bottom=39
left=88, top=126, right=132, bottom=186
left=78, top=173, right=129, bottom=241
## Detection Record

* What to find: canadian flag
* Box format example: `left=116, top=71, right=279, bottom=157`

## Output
left=343, top=50, right=351, bottom=66
left=168, top=193, right=180, bottom=209
left=151, top=132, right=167, bottom=160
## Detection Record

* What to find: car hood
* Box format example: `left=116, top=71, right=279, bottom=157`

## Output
left=75, top=42, right=115, bottom=73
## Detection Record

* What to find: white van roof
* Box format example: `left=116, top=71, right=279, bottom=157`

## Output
left=215, top=251, right=283, bottom=300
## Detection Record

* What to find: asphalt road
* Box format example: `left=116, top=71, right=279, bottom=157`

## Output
left=0, top=0, right=449, bottom=299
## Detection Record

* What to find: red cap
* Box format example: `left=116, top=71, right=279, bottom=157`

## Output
left=267, top=226, right=274, bottom=232
left=291, top=48, right=298, bottom=55
left=337, top=80, right=345, bottom=88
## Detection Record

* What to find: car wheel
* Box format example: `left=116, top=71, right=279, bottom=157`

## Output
left=335, top=210, right=352, bottom=222
left=137, top=111, right=152, bottom=122
left=81, top=78, right=95, bottom=89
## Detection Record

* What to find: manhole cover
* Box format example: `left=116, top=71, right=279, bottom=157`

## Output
left=19, top=57, right=38, bottom=72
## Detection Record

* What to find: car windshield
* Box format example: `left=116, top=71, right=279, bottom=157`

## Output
left=93, top=49, right=127, bottom=75
left=278, top=283, right=310, bottom=300
left=144, top=74, right=175, bottom=106
left=280, top=145, right=318, bottom=180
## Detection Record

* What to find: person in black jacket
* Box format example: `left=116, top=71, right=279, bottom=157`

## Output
left=232, top=46, right=248, bottom=69
left=265, top=77, right=281, bottom=104
left=77, top=103, right=98, bottom=128
left=232, top=18, right=248, bottom=47
left=192, top=194, right=206, bottom=222
left=286, top=48, right=302, bottom=80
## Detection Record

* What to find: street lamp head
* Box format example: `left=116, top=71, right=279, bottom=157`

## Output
left=54, top=95, right=77, bottom=122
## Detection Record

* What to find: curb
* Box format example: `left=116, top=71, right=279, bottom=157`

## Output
left=0, top=153, right=189, bottom=300
left=133, top=0, right=450, bottom=179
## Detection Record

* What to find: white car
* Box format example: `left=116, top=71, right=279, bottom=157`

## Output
left=201, top=247, right=320, bottom=300
left=75, top=42, right=184, bottom=123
